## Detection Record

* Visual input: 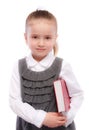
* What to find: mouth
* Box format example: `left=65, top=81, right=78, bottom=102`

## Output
left=36, top=48, right=46, bottom=51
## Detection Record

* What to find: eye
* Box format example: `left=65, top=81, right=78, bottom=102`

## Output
left=45, top=36, right=51, bottom=40
left=31, top=35, right=39, bottom=39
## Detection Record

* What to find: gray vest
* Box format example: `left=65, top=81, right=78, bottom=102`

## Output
left=19, top=57, right=62, bottom=112
left=17, top=57, right=76, bottom=130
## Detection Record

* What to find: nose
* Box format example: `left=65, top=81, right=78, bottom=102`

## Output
left=38, top=38, right=44, bottom=47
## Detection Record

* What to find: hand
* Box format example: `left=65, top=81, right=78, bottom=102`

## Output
left=43, top=112, right=67, bottom=128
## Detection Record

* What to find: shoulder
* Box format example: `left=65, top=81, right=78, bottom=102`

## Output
left=12, top=57, right=27, bottom=72
left=59, top=58, right=74, bottom=78
left=19, top=57, right=26, bottom=66
left=56, top=57, right=71, bottom=67
left=62, top=59, right=72, bottom=69
left=56, top=57, right=73, bottom=72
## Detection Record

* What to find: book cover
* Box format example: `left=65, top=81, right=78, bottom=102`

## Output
left=53, top=79, right=70, bottom=112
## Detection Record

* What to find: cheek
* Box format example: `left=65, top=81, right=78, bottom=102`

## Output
left=47, top=44, right=54, bottom=52
left=26, top=39, right=33, bottom=47
left=28, top=41, right=36, bottom=50
left=48, top=43, right=55, bottom=49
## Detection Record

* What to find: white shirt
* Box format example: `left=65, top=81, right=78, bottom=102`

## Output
left=9, top=52, right=84, bottom=128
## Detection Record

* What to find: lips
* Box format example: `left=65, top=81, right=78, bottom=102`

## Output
left=36, top=48, right=46, bottom=51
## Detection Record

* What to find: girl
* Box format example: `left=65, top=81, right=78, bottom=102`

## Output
left=9, top=9, right=83, bottom=130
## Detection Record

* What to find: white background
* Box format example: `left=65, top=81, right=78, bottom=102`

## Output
left=0, top=0, right=89, bottom=129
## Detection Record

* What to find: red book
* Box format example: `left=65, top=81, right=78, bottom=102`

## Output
left=53, top=79, right=70, bottom=112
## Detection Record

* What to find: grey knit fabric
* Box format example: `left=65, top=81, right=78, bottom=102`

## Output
left=19, top=57, right=62, bottom=112
left=16, top=57, right=76, bottom=130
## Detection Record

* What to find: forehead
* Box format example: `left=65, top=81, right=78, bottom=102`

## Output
left=29, top=18, right=56, bottom=23
left=27, top=18, right=57, bottom=33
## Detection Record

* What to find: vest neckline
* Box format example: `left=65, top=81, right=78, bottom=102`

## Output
left=21, top=57, right=62, bottom=81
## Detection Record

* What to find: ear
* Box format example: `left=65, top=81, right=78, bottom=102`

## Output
left=24, top=33, right=27, bottom=42
left=55, top=34, right=58, bottom=45
left=56, top=34, right=58, bottom=39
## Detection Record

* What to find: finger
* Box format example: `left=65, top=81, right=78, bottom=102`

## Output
left=58, top=116, right=66, bottom=121
left=58, top=120, right=66, bottom=125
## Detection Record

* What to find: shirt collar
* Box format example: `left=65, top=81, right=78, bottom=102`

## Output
left=26, top=52, right=55, bottom=68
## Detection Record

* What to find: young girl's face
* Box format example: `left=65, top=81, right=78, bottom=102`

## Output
left=24, top=19, right=57, bottom=61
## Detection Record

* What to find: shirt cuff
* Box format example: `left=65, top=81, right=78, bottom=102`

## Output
left=33, top=110, right=47, bottom=128
left=63, top=110, right=75, bottom=127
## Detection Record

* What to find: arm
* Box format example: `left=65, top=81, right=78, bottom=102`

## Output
left=9, top=61, right=46, bottom=128
left=9, top=60, right=67, bottom=128
left=43, top=112, right=67, bottom=128
left=60, top=60, right=84, bottom=126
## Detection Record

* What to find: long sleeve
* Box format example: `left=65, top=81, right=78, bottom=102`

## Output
left=9, top=53, right=84, bottom=128
left=60, top=60, right=84, bottom=127
left=9, top=61, right=46, bottom=128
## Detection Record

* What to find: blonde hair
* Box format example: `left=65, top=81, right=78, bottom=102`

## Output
left=53, top=43, right=58, bottom=56
left=25, top=9, right=58, bottom=56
